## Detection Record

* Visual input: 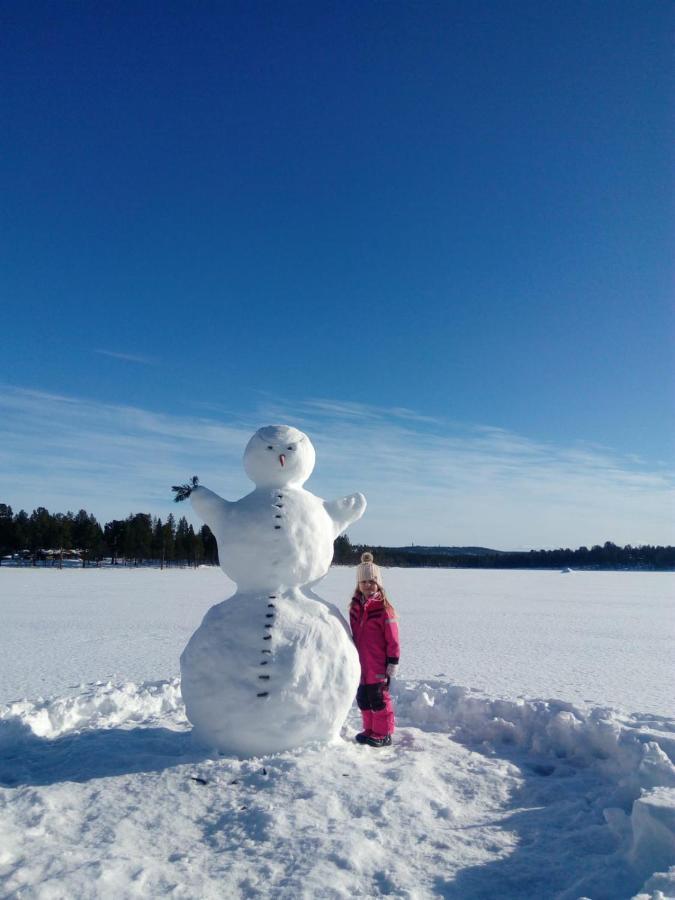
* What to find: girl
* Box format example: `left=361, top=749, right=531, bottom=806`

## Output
left=349, top=552, right=400, bottom=747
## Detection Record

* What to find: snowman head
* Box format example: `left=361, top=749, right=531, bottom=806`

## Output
left=243, top=425, right=316, bottom=487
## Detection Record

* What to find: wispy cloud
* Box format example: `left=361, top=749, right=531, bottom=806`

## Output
left=257, top=396, right=675, bottom=548
left=0, top=385, right=252, bottom=522
left=94, top=349, right=158, bottom=365
left=0, top=384, right=672, bottom=549
left=293, top=398, right=444, bottom=426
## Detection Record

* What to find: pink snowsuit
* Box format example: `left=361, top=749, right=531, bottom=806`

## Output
left=349, top=592, right=400, bottom=738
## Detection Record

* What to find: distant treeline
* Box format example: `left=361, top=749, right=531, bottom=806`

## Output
left=0, top=504, right=217, bottom=567
left=2, top=504, right=673, bottom=570
left=333, top=535, right=675, bottom=570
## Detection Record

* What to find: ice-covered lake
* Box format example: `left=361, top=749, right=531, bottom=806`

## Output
left=1, top=566, right=671, bottom=716
left=2, top=566, right=674, bottom=899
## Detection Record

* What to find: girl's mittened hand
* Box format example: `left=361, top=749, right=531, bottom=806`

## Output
left=386, top=663, right=399, bottom=678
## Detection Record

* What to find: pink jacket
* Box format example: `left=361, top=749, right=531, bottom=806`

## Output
left=349, top=592, right=401, bottom=684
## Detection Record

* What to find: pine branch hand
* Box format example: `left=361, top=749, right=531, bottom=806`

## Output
left=172, top=476, right=199, bottom=502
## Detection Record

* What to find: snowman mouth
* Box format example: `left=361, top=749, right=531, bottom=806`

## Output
left=279, top=454, right=286, bottom=467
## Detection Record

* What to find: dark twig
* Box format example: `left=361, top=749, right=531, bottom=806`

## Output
left=172, top=475, right=199, bottom=502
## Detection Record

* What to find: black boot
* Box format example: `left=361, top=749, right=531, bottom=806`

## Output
left=364, top=734, right=392, bottom=747
left=355, top=731, right=371, bottom=744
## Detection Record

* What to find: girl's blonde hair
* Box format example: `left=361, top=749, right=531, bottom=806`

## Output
left=352, top=582, right=395, bottom=611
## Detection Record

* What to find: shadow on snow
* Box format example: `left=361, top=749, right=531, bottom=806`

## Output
left=0, top=715, right=664, bottom=899
left=0, top=720, right=205, bottom=787
left=425, top=734, right=649, bottom=900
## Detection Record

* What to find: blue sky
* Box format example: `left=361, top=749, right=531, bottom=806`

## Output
left=1, top=1, right=672, bottom=548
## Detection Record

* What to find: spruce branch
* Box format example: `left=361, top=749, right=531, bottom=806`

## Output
left=172, top=475, right=199, bottom=502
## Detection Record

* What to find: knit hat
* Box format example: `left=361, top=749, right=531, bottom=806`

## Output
left=356, top=551, right=382, bottom=586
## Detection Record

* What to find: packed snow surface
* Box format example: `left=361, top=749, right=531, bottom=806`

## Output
left=1, top=567, right=672, bottom=715
left=1, top=567, right=673, bottom=898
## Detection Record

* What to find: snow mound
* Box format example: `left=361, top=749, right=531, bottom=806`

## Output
left=394, top=680, right=675, bottom=898
left=395, top=680, right=675, bottom=779
left=0, top=678, right=185, bottom=740
left=1, top=678, right=674, bottom=898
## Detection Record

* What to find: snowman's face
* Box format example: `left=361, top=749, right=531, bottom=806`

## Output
left=243, top=425, right=316, bottom=487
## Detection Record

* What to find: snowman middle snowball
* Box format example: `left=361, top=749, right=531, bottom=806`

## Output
left=180, top=424, right=366, bottom=756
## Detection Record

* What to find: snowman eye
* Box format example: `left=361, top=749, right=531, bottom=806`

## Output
left=267, top=446, right=273, bottom=450
left=287, top=446, right=295, bottom=451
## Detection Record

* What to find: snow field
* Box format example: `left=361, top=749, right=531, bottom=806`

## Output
left=0, top=566, right=673, bottom=897
left=1, top=676, right=674, bottom=898
left=1, top=567, right=672, bottom=715
left=0, top=710, right=513, bottom=898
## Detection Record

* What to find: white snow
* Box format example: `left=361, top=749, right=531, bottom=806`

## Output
left=1, top=567, right=672, bottom=714
left=180, top=588, right=359, bottom=757
left=1, top=566, right=673, bottom=898
left=181, top=424, right=365, bottom=754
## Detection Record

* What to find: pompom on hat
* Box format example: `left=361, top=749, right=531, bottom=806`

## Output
left=356, top=551, right=383, bottom=586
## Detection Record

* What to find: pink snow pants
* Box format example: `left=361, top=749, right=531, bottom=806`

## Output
left=357, top=682, right=395, bottom=737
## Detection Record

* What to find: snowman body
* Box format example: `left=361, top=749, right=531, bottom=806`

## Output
left=179, top=425, right=366, bottom=756
left=180, top=588, right=358, bottom=757
left=205, top=486, right=335, bottom=592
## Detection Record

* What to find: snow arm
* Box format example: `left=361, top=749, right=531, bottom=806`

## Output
left=189, top=485, right=232, bottom=530
left=323, top=492, right=367, bottom=538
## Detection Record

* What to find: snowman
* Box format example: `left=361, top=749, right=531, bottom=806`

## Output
left=176, top=424, right=366, bottom=757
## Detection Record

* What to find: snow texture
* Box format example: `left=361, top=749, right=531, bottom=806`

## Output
left=1, top=567, right=671, bottom=714
left=181, top=425, right=365, bottom=755
left=1, top=677, right=674, bottom=899
left=1, top=567, right=674, bottom=897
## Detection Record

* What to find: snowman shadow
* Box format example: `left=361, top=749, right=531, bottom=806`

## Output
left=0, top=718, right=206, bottom=787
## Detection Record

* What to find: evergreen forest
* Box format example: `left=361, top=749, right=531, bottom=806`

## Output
left=332, top=535, right=674, bottom=571
left=0, top=504, right=217, bottom=567
left=1, top=504, right=673, bottom=570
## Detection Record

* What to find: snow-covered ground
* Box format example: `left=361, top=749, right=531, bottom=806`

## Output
left=1, top=567, right=673, bottom=898
left=1, top=567, right=672, bottom=715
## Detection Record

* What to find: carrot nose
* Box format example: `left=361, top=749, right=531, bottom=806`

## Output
left=279, top=454, right=286, bottom=467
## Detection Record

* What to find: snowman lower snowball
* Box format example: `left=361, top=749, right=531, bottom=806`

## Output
left=179, top=424, right=366, bottom=757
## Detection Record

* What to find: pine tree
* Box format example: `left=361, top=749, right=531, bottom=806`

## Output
left=53, top=511, right=74, bottom=567
left=174, top=516, right=191, bottom=565
left=163, top=514, right=176, bottom=566
left=13, top=510, right=29, bottom=559
left=188, top=524, right=201, bottom=568
left=29, top=507, right=59, bottom=564
left=0, top=504, right=15, bottom=562
left=104, top=520, right=126, bottom=565
left=333, top=533, right=356, bottom=565
left=71, top=510, right=104, bottom=567
left=152, top=517, right=165, bottom=568
left=200, top=524, right=218, bottom=565
left=123, top=513, right=152, bottom=566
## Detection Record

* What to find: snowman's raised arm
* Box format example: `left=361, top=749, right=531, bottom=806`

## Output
left=323, top=492, right=367, bottom=538
left=190, top=485, right=232, bottom=529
